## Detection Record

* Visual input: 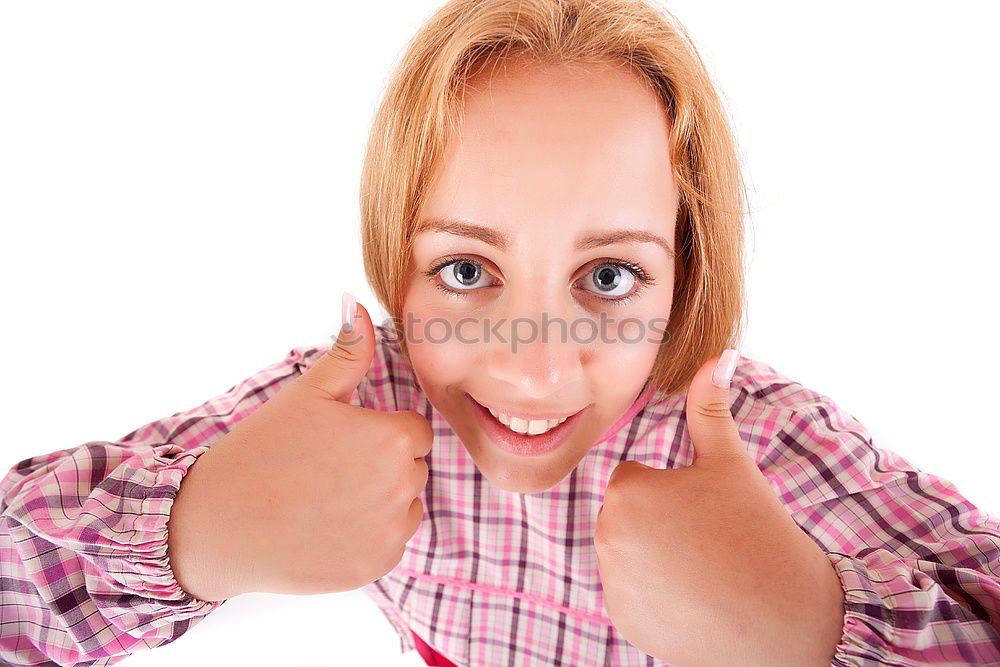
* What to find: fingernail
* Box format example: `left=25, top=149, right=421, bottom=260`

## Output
left=711, top=348, right=739, bottom=389
left=341, top=291, right=357, bottom=333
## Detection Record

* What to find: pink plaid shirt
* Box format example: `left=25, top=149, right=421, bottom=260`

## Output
left=3, top=323, right=1000, bottom=666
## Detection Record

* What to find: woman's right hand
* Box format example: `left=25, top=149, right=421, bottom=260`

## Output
left=166, top=298, right=432, bottom=601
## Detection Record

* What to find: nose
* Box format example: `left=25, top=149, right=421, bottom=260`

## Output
left=485, top=290, right=586, bottom=398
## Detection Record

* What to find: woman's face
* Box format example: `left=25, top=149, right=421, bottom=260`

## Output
left=401, top=56, right=680, bottom=494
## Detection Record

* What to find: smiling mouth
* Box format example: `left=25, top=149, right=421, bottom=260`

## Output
left=484, top=406, right=568, bottom=435
left=469, top=395, right=585, bottom=434
left=465, top=393, right=590, bottom=457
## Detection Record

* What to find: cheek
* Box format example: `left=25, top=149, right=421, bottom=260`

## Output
left=593, top=334, right=661, bottom=386
left=401, top=298, right=483, bottom=393
left=591, top=288, right=673, bottom=382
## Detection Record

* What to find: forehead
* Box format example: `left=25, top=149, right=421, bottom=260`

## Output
left=456, top=55, right=667, bottom=150
left=417, top=56, right=679, bottom=243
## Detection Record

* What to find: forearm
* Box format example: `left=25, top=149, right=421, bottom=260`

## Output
left=166, top=441, right=256, bottom=602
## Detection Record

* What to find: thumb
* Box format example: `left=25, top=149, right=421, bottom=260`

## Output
left=684, top=348, right=745, bottom=466
left=299, top=291, right=376, bottom=402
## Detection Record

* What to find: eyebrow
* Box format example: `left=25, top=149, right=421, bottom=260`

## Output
left=417, top=217, right=675, bottom=258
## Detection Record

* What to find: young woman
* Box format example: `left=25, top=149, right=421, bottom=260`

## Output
left=3, top=1, right=998, bottom=665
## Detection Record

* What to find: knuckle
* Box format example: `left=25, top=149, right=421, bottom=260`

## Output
left=410, top=498, right=425, bottom=532
left=404, top=497, right=424, bottom=538
left=393, top=411, right=433, bottom=450
left=593, top=517, right=625, bottom=554
left=606, top=461, right=645, bottom=490
left=692, top=399, right=733, bottom=421
left=391, top=425, right=417, bottom=453
left=603, top=480, right=646, bottom=516
left=322, top=343, right=362, bottom=366
left=394, top=480, right=415, bottom=506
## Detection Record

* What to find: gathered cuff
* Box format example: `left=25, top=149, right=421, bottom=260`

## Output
left=826, top=552, right=898, bottom=666
left=75, top=442, right=227, bottom=638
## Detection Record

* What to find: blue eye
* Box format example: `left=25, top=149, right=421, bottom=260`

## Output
left=425, top=256, right=500, bottom=295
left=581, top=264, right=636, bottom=298
left=439, top=259, right=492, bottom=291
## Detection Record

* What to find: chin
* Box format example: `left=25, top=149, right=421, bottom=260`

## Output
left=477, top=459, right=572, bottom=494
left=482, top=471, right=562, bottom=493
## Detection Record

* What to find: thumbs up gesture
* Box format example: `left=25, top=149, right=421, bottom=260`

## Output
left=168, top=294, right=433, bottom=601
left=594, top=351, right=846, bottom=666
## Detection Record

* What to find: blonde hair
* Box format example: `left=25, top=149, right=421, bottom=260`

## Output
left=360, top=0, right=748, bottom=397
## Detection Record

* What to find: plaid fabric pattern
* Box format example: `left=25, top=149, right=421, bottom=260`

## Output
left=2, top=323, right=999, bottom=666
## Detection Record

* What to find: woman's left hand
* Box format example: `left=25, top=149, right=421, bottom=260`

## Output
left=594, top=352, right=846, bottom=667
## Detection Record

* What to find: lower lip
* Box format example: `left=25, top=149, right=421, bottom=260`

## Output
left=466, top=393, right=589, bottom=457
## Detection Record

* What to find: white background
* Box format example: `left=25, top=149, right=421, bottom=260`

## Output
left=1, top=1, right=998, bottom=665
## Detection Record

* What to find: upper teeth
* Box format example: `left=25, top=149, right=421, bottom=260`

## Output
left=487, top=408, right=568, bottom=435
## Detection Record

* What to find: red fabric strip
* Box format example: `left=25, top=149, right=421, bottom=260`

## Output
left=410, top=628, right=460, bottom=667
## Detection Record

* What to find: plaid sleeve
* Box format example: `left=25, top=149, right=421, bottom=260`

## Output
left=787, top=404, right=1000, bottom=666
left=0, top=345, right=324, bottom=667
